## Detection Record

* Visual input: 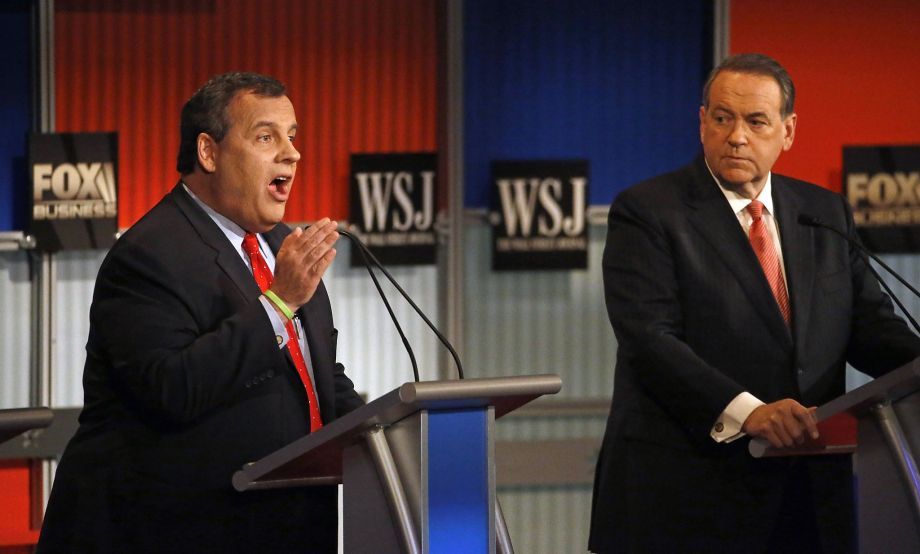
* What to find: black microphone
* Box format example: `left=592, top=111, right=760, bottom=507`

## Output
left=798, top=214, right=920, bottom=334
left=343, top=229, right=422, bottom=382
left=307, top=224, right=465, bottom=381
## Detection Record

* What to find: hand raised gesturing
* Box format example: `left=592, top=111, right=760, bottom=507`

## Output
left=267, top=218, right=339, bottom=317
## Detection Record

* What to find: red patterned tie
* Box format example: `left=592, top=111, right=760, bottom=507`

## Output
left=242, top=233, right=323, bottom=432
left=747, top=200, right=791, bottom=326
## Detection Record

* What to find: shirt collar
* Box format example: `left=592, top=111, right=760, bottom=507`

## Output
left=180, top=182, right=261, bottom=259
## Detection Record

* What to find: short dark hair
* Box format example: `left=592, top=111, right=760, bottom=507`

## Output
left=701, top=53, right=795, bottom=117
left=176, top=72, right=286, bottom=174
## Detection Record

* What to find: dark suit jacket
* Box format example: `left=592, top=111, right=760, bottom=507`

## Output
left=589, top=157, right=920, bottom=553
left=37, top=185, right=364, bottom=554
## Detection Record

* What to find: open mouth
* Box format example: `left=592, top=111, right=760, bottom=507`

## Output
left=268, top=175, right=291, bottom=201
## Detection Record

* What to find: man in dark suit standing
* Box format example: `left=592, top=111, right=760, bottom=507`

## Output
left=589, top=54, right=920, bottom=553
left=37, top=72, right=364, bottom=553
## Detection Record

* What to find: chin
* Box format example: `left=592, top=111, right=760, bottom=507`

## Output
left=718, top=170, right=754, bottom=187
left=262, top=206, right=286, bottom=223
left=250, top=215, right=285, bottom=233
left=263, top=216, right=285, bottom=229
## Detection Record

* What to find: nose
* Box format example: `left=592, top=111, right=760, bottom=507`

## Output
left=279, top=139, right=301, bottom=164
left=727, top=120, right=748, bottom=148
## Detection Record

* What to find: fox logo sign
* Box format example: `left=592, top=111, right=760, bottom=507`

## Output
left=843, top=145, right=920, bottom=253
left=32, top=162, right=118, bottom=220
left=349, top=152, right=439, bottom=266
left=29, top=132, right=119, bottom=251
left=490, top=160, right=589, bottom=270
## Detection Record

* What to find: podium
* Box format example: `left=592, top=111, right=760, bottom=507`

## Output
left=0, top=407, right=54, bottom=550
left=0, top=408, right=53, bottom=446
left=749, top=358, right=920, bottom=552
left=233, top=374, right=562, bottom=554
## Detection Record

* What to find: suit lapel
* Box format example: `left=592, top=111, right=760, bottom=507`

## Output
left=172, top=186, right=332, bottom=418
left=170, top=184, right=262, bottom=302
left=683, top=159, right=792, bottom=346
left=772, top=177, right=815, bottom=351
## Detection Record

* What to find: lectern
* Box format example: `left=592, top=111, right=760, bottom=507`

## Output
left=0, top=407, right=53, bottom=447
left=0, top=407, right=54, bottom=549
left=749, top=358, right=920, bottom=553
left=233, top=374, right=562, bottom=554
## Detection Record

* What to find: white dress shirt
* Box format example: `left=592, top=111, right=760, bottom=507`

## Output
left=705, top=167, right=785, bottom=443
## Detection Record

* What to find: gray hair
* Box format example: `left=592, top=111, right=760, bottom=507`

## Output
left=702, top=53, right=795, bottom=117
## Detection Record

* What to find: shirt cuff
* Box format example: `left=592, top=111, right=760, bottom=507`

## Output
left=710, top=392, right=764, bottom=443
left=258, top=295, right=289, bottom=350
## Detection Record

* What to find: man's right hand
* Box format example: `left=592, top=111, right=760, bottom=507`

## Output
left=742, top=398, right=819, bottom=449
left=268, top=218, right=339, bottom=314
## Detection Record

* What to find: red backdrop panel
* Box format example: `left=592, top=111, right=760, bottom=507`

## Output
left=0, top=461, right=39, bottom=549
left=55, top=0, right=438, bottom=228
left=730, top=0, right=920, bottom=192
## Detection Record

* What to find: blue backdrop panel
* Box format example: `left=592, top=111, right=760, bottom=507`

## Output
left=0, top=1, right=32, bottom=231
left=464, top=0, right=712, bottom=208
left=427, top=408, right=490, bottom=552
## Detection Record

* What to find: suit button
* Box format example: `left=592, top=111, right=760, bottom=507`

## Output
left=245, top=381, right=252, bottom=388
left=714, top=422, right=724, bottom=433
left=266, top=370, right=275, bottom=378
left=797, top=367, right=805, bottom=375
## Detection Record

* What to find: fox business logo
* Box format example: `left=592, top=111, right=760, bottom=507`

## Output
left=847, top=171, right=920, bottom=226
left=32, top=162, right=118, bottom=220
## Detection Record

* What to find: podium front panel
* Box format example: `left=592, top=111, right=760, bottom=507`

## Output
left=856, top=393, right=920, bottom=553
left=425, top=408, right=493, bottom=553
left=343, top=441, right=404, bottom=553
left=344, top=407, right=497, bottom=553
left=233, top=376, right=564, bottom=552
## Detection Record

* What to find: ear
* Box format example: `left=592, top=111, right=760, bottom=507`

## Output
left=782, top=113, right=797, bottom=152
left=196, top=132, right=219, bottom=173
left=698, top=106, right=706, bottom=143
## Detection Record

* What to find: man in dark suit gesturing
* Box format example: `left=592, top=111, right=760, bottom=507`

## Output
left=38, top=72, right=364, bottom=553
left=589, top=54, right=920, bottom=553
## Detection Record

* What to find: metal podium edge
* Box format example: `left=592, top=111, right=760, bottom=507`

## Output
left=232, top=375, right=563, bottom=491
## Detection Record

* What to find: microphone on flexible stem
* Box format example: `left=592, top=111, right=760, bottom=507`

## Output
left=306, top=223, right=465, bottom=381
left=347, top=231, right=421, bottom=382
left=304, top=223, right=418, bottom=381
left=337, top=227, right=465, bottom=380
left=797, top=214, right=920, bottom=335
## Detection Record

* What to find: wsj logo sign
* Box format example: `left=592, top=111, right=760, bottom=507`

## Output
left=356, top=171, right=434, bottom=232
left=349, top=153, right=438, bottom=266
left=495, top=177, right=587, bottom=237
left=29, top=132, right=119, bottom=252
left=33, top=162, right=118, bottom=220
left=843, top=145, right=920, bottom=253
left=490, top=160, right=588, bottom=270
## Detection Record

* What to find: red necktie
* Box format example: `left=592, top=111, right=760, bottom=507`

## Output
left=242, top=233, right=323, bottom=432
left=747, top=200, right=791, bottom=326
